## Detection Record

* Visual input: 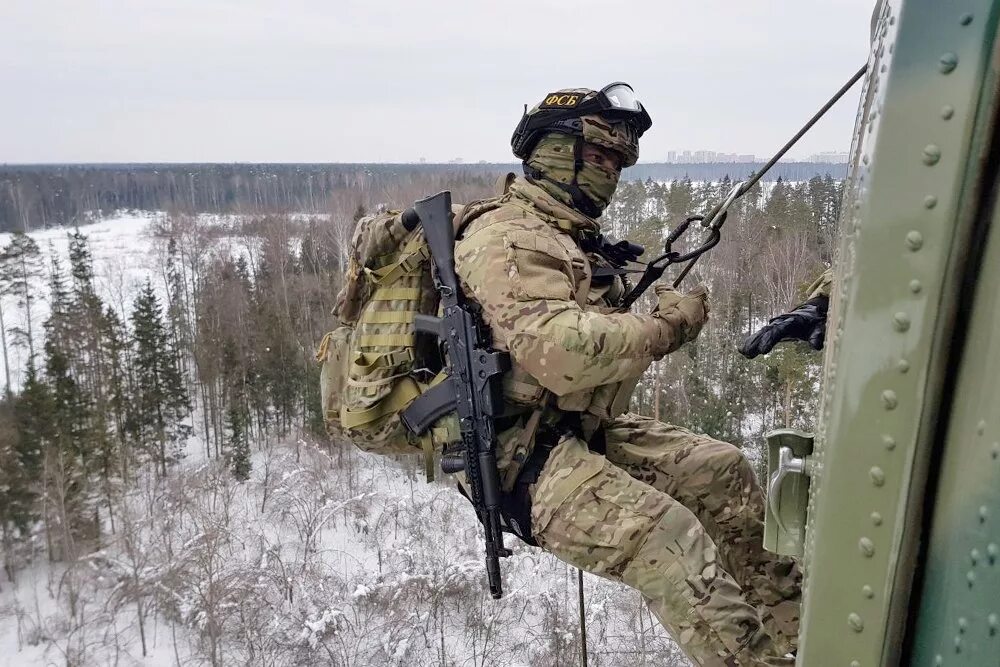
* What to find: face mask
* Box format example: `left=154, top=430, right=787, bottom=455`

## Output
left=576, top=160, right=621, bottom=212
left=525, top=135, right=579, bottom=205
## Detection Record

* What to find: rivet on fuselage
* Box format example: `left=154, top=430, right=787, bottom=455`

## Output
left=992, top=442, right=999, bottom=459
left=881, top=390, right=898, bottom=410
left=924, top=195, right=938, bottom=208
left=862, top=585, right=874, bottom=599
left=871, top=511, right=883, bottom=526
left=906, top=231, right=924, bottom=250
left=892, top=312, right=911, bottom=332
left=967, top=571, right=976, bottom=588
left=979, top=506, right=989, bottom=523
left=848, top=613, right=865, bottom=632
left=923, top=144, right=942, bottom=165
left=870, top=467, right=886, bottom=487
left=942, top=105, right=955, bottom=120
left=977, top=420, right=986, bottom=435
left=958, top=617, right=968, bottom=633
left=909, top=280, right=922, bottom=294
left=897, top=358, right=911, bottom=373
left=988, top=543, right=998, bottom=563
left=882, top=435, right=896, bottom=450
left=960, top=13, right=974, bottom=26
left=988, top=613, right=998, bottom=636
left=859, top=537, right=876, bottom=557
left=939, top=53, right=959, bottom=74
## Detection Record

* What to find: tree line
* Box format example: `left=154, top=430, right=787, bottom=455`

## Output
left=0, top=163, right=846, bottom=232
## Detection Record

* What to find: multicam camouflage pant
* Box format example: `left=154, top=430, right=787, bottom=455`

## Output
left=529, top=413, right=801, bottom=667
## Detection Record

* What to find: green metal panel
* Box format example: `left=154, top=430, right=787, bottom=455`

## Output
left=799, top=1, right=1000, bottom=665
left=907, top=117, right=1000, bottom=665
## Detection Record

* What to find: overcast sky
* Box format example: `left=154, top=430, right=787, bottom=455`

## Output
left=2, top=1, right=876, bottom=164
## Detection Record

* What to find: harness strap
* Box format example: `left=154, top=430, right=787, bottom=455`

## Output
left=501, top=411, right=598, bottom=546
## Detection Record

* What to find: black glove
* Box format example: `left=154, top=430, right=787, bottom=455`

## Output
left=739, top=295, right=828, bottom=359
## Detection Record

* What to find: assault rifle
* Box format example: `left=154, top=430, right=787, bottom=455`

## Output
left=399, top=191, right=513, bottom=599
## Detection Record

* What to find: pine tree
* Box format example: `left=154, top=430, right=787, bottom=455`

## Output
left=99, top=307, right=133, bottom=482
left=131, top=282, right=192, bottom=477
left=7, top=361, right=52, bottom=563
left=0, top=232, right=44, bottom=363
left=0, top=397, right=36, bottom=541
left=66, top=230, right=108, bottom=399
left=227, top=391, right=251, bottom=482
left=13, top=361, right=48, bottom=479
left=43, top=333, right=92, bottom=559
left=45, top=253, right=73, bottom=345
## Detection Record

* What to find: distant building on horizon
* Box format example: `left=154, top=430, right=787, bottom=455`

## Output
left=664, top=150, right=761, bottom=164
left=662, top=148, right=848, bottom=164
left=807, top=151, right=850, bottom=163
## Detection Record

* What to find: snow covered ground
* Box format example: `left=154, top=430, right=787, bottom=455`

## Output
left=0, top=434, right=684, bottom=666
left=0, top=211, right=686, bottom=666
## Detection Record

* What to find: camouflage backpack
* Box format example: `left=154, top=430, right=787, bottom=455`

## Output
left=316, top=205, right=463, bottom=477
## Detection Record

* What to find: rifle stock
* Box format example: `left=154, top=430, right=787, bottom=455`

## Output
left=413, top=191, right=459, bottom=297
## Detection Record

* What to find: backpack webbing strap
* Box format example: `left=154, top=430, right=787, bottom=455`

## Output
left=339, top=378, right=421, bottom=429
left=350, top=348, right=414, bottom=372
left=346, top=372, right=410, bottom=388
left=338, top=378, right=437, bottom=481
left=357, top=333, right=414, bottom=348
left=367, top=245, right=430, bottom=286
left=360, top=310, right=420, bottom=324
left=370, top=287, right=423, bottom=301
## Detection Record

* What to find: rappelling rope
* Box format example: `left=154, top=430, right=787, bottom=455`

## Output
left=670, top=63, right=869, bottom=288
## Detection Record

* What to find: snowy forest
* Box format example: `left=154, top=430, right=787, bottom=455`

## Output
left=0, top=168, right=841, bottom=666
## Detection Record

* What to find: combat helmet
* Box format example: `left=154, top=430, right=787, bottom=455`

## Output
left=511, top=83, right=652, bottom=217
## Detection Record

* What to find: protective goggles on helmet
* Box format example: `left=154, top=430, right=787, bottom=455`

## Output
left=600, top=82, right=644, bottom=114
left=512, top=82, right=652, bottom=160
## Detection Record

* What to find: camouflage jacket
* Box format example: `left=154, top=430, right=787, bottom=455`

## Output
left=454, top=177, right=675, bottom=487
left=807, top=268, right=834, bottom=299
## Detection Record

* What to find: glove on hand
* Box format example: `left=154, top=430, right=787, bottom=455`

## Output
left=739, top=295, right=828, bottom=359
left=651, top=284, right=710, bottom=355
